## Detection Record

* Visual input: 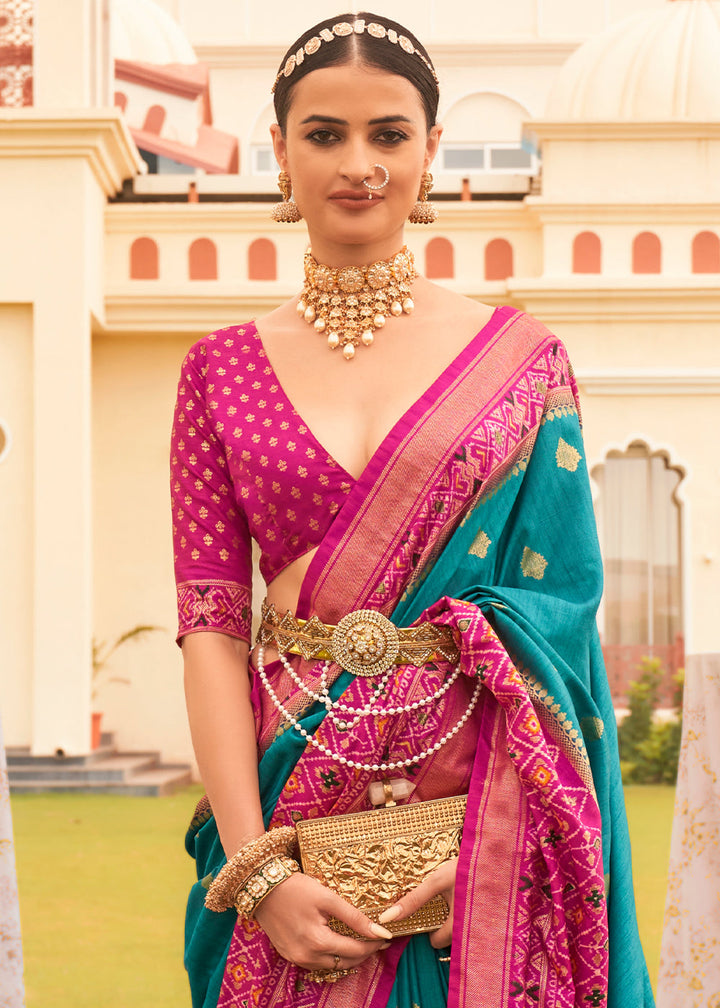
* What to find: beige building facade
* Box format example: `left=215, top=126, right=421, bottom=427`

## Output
left=1, top=0, right=718, bottom=767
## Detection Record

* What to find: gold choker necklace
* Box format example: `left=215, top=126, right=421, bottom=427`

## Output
left=297, top=247, right=416, bottom=360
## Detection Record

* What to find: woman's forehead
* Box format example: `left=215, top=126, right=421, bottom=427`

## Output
left=287, top=64, right=425, bottom=123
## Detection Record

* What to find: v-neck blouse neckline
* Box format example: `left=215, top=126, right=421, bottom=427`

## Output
left=250, top=305, right=504, bottom=487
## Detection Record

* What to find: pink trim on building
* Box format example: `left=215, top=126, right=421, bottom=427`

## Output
left=572, top=232, right=602, bottom=274
left=248, top=238, right=277, bottom=281
left=130, top=237, right=159, bottom=280
left=189, top=238, right=218, bottom=280
left=114, top=58, right=238, bottom=174
left=632, top=232, right=662, bottom=274
left=485, top=238, right=514, bottom=281
left=425, top=237, right=455, bottom=279
left=692, top=231, right=720, bottom=274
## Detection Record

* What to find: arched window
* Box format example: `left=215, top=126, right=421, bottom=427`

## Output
left=114, top=92, right=127, bottom=113
left=632, top=232, right=662, bottom=274
left=142, top=104, right=166, bottom=134
left=248, top=238, right=277, bottom=281
left=592, top=442, right=684, bottom=704
left=485, top=238, right=513, bottom=281
left=572, top=232, right=601, bottom=274
left=130, top=237, right=159, bottom=280
left=440, top=92, right=535, bottom=173
left=189, top=238, right=218, bottom=280
left=425, top=237, right=455, bottom=279
left=692, top=231, right=720, bottom=273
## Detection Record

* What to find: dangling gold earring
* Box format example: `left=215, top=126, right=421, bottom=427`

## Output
left=408, top=171, right=438, bottom=224
left=271, top=170, right=302, bottom=223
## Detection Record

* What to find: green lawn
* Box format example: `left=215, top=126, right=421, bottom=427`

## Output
left=11, top=783, right=675, bottom=1006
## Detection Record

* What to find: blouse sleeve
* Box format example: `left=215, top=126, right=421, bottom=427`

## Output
left=170, top=343, right=252, bottom=645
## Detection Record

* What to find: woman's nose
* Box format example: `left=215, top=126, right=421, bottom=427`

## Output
left=339, top=141, right=373, bottom=184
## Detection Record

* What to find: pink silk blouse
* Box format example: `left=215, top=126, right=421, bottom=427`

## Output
left=171, top=307, right=530, bottom=644
left=171, top=321, right=355, bottom=643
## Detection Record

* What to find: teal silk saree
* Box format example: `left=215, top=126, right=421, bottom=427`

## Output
left=183, top=307, right=654, bottom=1008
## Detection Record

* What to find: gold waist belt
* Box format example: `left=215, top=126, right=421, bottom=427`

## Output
left=258, top=600, right=460, bottom=679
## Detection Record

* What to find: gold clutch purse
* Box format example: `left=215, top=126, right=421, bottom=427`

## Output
left=295, top=793, right=467, bottom=938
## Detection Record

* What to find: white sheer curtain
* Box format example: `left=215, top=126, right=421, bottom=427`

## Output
left=657, top=654, right=720, bottom=1006
left=0, top=714, right=25, bottom=1008
left=594, top=443, right=682, bottom=649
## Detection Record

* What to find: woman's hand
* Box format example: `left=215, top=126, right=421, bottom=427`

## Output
left=378, top=856, right=458, bottom=949
left=254, top=872, right=393, bottom=972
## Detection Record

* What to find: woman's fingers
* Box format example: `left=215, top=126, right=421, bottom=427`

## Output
left=428, top=920, right=453, bottom=949
left=377, top=857, right=457, bottom=944
left=318, top=887, right=394, bottom=943
left=378, top=858, right=457, bottom=922
left=254, top=873, right=389, bottom=970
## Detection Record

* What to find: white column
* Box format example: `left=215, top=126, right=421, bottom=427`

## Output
left=33, top=0, right=109, bottom=109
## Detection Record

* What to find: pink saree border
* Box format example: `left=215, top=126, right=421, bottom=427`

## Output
left=452, top=702, right=526, bottom=1007
left=297, top=308, right=557, bottom=624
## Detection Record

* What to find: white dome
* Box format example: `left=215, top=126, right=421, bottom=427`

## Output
left=111, top=0, right=197, bottom=63
left=546, top=0, right=720, bottom=120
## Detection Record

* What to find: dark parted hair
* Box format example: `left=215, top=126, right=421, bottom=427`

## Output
left=273, top=12, right=439, bottom=134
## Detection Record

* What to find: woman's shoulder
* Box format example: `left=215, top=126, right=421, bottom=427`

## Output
left=180, top=321, right=261, bottom=375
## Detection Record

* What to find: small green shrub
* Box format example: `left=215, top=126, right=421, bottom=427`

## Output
left=618, top=658, right=684, bottom=785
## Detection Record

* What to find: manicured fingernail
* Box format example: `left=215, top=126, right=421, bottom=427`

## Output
left=370, top=922, right=394, bottom=940
left=379, top=942, right=391, bottom=950
left=377, top=905, right=402, bottom=925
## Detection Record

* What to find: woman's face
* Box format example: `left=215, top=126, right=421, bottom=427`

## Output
left=271, top=63, right=441, bottom=265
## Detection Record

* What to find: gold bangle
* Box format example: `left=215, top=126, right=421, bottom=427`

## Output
left=234, top=854, right=300, bottom=918
left=204, top=825, right=297, bottom=912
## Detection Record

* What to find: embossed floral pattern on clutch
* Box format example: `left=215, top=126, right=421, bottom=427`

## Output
left=296, top=794, right=467, bottom=937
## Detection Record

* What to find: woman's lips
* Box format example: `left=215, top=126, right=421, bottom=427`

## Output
left=329, top=190, right=384, bottom=210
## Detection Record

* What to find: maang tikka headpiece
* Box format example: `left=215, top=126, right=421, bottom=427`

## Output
left=272, top=19, right=439, bottom=94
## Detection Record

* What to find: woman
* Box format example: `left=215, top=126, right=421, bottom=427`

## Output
left=171, top=12, right=654, bottom=1008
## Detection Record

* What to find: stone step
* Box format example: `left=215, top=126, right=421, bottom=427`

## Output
left=9, top=752, right=159, bottom=783
left=6, top=743, right=193, bottom=797
left=9, top=763, right=193, bottom=797
left=6, top=740, right=118, bottom=767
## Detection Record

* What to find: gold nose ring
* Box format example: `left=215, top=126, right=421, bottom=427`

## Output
left=363, top=163, right=390, bottom=199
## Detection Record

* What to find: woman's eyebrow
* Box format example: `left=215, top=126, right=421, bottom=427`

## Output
left=298, top=114, right=415, bottom=126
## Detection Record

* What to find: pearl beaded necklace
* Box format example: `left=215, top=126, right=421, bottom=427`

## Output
left=257, top=645, right=482, bottom=773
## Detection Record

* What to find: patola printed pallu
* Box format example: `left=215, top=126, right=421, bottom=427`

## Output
left=177, top=307, right=654, bottom=1008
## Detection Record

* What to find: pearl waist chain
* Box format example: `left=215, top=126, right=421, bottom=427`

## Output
left=256, top=604, right=482, bottom=773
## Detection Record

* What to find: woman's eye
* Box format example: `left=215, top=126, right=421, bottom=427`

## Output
left=376, top=130, right=408, bottom=145
left=307, top=129, right=339, bottom=145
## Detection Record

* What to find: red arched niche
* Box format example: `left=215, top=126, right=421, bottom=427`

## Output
left=485, top=238, right=513, bottom=281
left=692, top=231, right=720, bottom=273
left=189, top=238, right=218, bottom=280
left=130, top=237, right=159, bottom=280
left=143, top=104, right=166, bottom=134
left=573, top=232, right=601, bottom=274
left=248, top=238, right=277, bottom=281
left=425, top=237, right=455, bottom=279
left=632, top=232, right=662, bottom=274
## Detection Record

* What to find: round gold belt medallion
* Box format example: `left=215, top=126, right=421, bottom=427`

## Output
left=330, top=610, right=400, bottom=678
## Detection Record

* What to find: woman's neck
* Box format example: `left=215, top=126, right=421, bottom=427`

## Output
left=305, top=231, right=408, bottom=268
